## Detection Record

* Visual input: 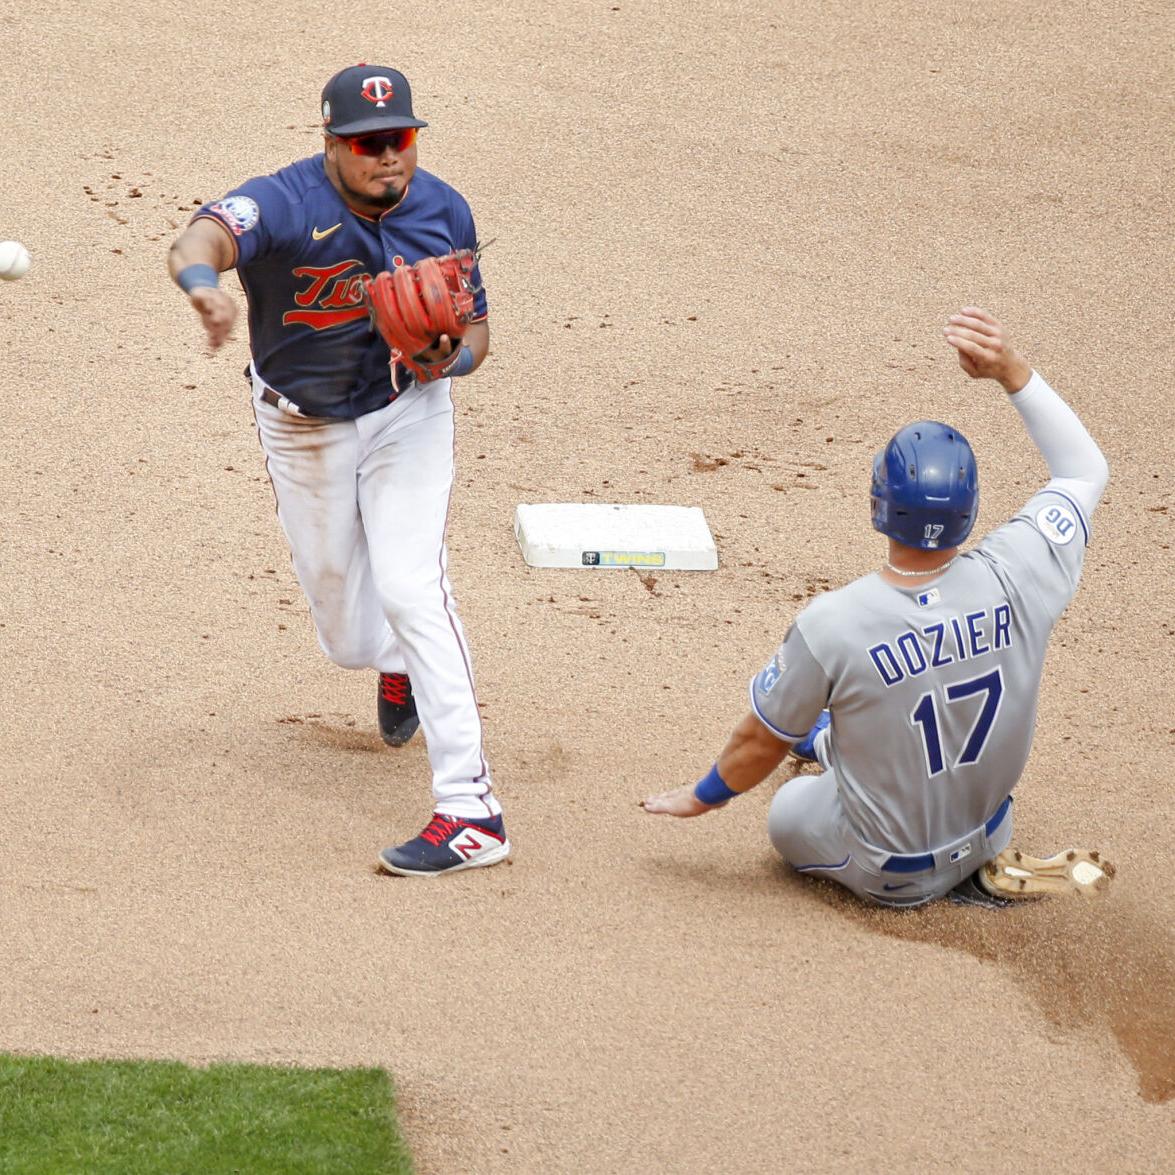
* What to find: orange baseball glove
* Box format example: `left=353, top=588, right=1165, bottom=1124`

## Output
left=363, top=250, right=479, bottom=383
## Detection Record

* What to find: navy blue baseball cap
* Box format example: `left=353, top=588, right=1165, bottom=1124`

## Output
left=321, top=64, right=428, bottom=136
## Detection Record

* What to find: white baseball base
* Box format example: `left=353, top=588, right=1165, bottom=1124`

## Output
left=514, top=503, right=718, bottom=571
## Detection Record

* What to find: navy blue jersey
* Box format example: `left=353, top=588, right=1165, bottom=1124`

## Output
left=194, top=155, right=487, bottom=419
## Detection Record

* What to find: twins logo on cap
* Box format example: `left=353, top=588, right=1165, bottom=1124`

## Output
left=362, top=76, right=395, bottom=106
left=320, top=64, right=425, bottom=134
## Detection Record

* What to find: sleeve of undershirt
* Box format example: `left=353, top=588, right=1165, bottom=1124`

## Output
left=1007, top=370, right=1109, bottom=523
left=976, top=372, right=1108, bottom=620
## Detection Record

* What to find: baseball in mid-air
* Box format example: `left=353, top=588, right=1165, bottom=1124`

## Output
left=0, top=240, right=31, bottom=281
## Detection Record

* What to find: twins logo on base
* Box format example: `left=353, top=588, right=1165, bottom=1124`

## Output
left=581, top=551, right=666, bottom=567
left=0, top=241, right=31, bottom=281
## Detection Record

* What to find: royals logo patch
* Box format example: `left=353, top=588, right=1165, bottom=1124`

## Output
left=757, top=658, right=786, bottom=695
left=209, top=195, right=260, bottom=236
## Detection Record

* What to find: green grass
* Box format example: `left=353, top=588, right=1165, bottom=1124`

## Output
left=0, top=1054, right=414, bottom=1174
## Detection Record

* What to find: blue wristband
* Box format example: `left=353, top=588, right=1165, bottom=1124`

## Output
left=448, top=345, right=475, bottom=377
left=694, top=763, right=738, bottom=806
left=177, top=263, right=220, bottom=294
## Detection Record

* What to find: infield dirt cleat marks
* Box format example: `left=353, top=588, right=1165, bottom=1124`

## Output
left=982, top=846, right=1116, bottom=899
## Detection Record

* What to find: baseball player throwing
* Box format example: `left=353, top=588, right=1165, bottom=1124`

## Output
left=167, top=64, right=508, bottom=876
left=643, top=307, right=1113, bottom=908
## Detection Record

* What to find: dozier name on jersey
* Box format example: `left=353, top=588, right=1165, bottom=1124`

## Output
left=868, top=602, right=1013, bottom=687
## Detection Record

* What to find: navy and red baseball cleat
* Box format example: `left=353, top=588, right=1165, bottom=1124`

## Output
left=378, top=672, right=420, bottom=747
left=378, top=812, right=510, bottom=877
left=790, top=709, right=830, bottom=763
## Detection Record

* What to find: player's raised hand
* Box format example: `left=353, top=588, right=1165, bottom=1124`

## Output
left=943, top=306, right=1032, bottom=393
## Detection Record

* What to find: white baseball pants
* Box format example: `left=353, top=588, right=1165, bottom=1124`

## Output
left=251, top=371, right=499, bottom=821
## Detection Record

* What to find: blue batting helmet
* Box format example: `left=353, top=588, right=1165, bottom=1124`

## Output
left=871, top=421, right=979, bottom=550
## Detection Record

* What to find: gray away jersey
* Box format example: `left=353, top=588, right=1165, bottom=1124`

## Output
left=752, top=486, right=1090, bottom=854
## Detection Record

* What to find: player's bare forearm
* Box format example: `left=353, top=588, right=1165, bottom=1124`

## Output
left=641, top=712, right=792, bottom=818
left=464, top=319, right=489, bottom=370
left=168, top=219, right=238, bottom=350
left=412, top=318, right=490, bottom=372
left=716, top=712, right=793, bottom=789
left=943, top=306, right=1032, bottom=393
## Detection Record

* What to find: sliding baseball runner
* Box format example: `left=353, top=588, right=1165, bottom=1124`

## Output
left=644, top=307, right=1114, bottom=908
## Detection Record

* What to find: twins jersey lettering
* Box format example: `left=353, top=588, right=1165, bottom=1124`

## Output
left=195, top=156, right=487, bottom=419
left=752, top=485, right=1090, bottom=855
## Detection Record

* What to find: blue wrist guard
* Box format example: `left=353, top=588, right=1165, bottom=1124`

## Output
left=448, top=345, right=475, bottom=377
left=177, top=263, right=220, bottom=294
left=694, top=764, right=738, bottom=806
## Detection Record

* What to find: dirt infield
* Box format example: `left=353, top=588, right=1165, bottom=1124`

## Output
left=1, top=1, right=1171, bottom=1170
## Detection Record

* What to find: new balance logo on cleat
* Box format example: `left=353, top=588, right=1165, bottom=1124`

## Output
left=378, top=813, right=510, bottom=877
left=452, top=831, right=494, bottom=860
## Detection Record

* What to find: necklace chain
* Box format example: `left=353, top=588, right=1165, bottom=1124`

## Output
left=884, top=556, right=957, bottom=578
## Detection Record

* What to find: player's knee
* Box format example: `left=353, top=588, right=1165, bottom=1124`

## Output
left=766, top=798, right=795, bottom=861
left=372, top=572, right=440, bottom=624
left=766, top=772, right=829, bottom=862
left=315, top=629, right=378, bottom=670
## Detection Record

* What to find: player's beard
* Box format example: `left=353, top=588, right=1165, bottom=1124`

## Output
left=339, top=170, right=404, bottom=213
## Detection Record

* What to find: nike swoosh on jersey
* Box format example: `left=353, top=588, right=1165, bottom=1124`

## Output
left=311, top=223, right=342, bottom=240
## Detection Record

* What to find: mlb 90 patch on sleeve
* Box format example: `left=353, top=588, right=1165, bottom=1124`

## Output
left=1035, top=502, right=1079, bottom=545
left=209, top=195, right=260, bottom=236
